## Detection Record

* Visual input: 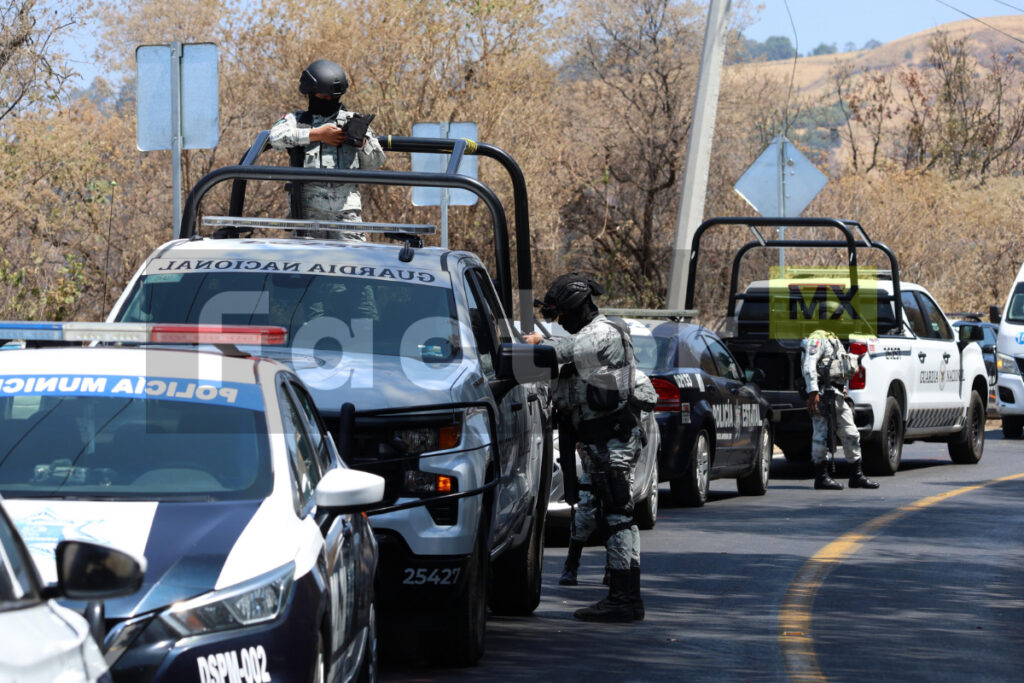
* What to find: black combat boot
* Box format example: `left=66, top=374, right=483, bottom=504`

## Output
left=848, top=460, right=880, bottom=489
left=559, top=540, right=583, bottom=586
left=814, top=461, right=844, bottom=490
left=630, top=561, right=644, bottom=621
left=573, top=569, right=634, bottom=622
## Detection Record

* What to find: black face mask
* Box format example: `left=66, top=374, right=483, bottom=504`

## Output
left=560, top=300, right=598, bottom=334
left=307, top=95, right=341, bottom=117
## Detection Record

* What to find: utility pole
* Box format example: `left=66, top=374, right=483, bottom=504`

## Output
left=666, top=0, right=732, bottom=311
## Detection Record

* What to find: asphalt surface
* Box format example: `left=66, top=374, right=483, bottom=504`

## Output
left=382, top=424, right=1024, bottom=682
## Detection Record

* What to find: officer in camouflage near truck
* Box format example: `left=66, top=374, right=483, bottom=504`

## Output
left=269, top=58, right=386, bottom=238
left=558, top=366, right=658, bottom=589
left=801, top=329, right=880, bottom=490
left=525, top=273, right=654, bottom=623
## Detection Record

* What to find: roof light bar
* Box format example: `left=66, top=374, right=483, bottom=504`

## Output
left=0, top=322, right=287, bottom=346
left=203, top=216, right=437, bottom=235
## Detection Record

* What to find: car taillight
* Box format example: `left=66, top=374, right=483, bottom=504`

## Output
left=651, top=377, right=680, bottom=412
left=849, top=366, right=866, bottom=390
left=849, top=341, right=868, bottom=356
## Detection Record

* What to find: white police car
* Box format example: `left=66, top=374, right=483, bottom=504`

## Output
left=0, top=496, right=144, bottom=682
left=0, top=322, right=384, bottom=683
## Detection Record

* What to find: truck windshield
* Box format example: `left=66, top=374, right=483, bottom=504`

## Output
left=0, top=396, right=271, bottom=501
left=1006, top=283, right=1024, bottom=325
left=117, top=272, right=461, bottom=363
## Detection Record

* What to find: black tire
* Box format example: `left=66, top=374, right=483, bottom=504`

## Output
left=635, top=459, right=659, bottom=530
left=355, top=603, right=378, bottom=683
left=1002, top=416, right=1024, bottom=439
left=489, top=506, right=544, bottom=615
left=863, top=396, right=904, bottom=476
left=426, top=527, right=487, bottom=666
left=671, top=430, right=710, bottom=507
left=737, top=420, right=771, bottom=496
left=949, top=390, right=985, bottom=464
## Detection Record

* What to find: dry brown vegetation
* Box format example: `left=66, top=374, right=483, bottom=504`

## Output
left=1, top=0, right=1022, bottom=324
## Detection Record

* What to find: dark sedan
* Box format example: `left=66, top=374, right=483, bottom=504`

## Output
left=953, top=318, right=999, bottom=417
left=627, top=319, right=773, bottom=507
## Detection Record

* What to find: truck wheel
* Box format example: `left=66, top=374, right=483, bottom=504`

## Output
left=671, top=430, right=710, bottom=507
left=1002, top=416, right=1024, bottom=439
left=737, top=420, right=771, bottom=496
left=489, top=507, right=544, bottom=616
left=426, top=529, right=487, bottom=666
left=948, top=390, right=985, bottom=464
left=863, top=396, right=903, bottom=476
left=635, top=459, right=659, bottom=530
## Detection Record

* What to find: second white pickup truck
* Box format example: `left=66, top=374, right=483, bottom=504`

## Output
left=684, top=217, right=989, bottom=476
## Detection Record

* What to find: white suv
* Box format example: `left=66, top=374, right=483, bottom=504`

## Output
left=995, top=262, right=1024, bottom=438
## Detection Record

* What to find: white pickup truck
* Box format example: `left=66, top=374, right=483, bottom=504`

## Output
left=683, top=217, right=989, bottom=476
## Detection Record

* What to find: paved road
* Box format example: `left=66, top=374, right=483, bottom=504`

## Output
left=383, top=425, right=1024, bottom=681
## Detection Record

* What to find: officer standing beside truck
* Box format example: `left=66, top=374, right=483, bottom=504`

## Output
left=802, top=329, right=880, bottom=490
left=525, top=273, right=646, bottom=623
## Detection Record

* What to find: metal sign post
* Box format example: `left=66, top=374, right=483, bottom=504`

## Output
left=734, top=135, right=828, bottom=275
left=411, top=122, right=479, bottom=248
left=137, top=43, right=219, bottom=238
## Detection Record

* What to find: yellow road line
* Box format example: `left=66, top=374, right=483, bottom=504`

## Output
left=779, top=472, right=1024, bottom=682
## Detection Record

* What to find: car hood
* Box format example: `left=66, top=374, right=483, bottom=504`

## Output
left=269, top=349, right=472, bottom=413
left=4, top=498, right=262, bottom=619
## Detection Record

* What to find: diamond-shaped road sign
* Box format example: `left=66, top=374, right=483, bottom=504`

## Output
left=734, top=135, right=827, bottom=217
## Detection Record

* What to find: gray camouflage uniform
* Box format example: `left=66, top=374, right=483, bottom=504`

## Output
left=568, top=368, right=657, bottom=558
left=801, top=329, right=863, bottom=465
left=269, top=109, right=386, bottom=238
left=551, top=316, right=644, bottom=571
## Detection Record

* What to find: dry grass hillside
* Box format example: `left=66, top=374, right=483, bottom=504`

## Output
left=733, top=14, right=1024, bottom=96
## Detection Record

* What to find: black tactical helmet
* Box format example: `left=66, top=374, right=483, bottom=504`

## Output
left=299, top=59, right=349, bottom=96
left=535, top=273, right=605, bottom=322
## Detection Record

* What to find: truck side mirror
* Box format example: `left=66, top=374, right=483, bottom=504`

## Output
left=490, top=343, right=558, bottom=402
left=990, top=305, right=1001, bottom=324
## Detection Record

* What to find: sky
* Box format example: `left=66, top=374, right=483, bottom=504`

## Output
left=741, top=0, right=1020, bottom=53
left=63, top=0, right=1019, bottom=89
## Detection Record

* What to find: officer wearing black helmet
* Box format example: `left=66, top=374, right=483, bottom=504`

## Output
left=525, top=273, right=645, bottom=623
left=269, top=59, right=385, bottom=239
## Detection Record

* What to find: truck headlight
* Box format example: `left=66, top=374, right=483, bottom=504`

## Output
left=997, top=352, right=1021, bottom=377
left=392, top=414, right=462, bottom=454
left=161, top=562, right=294, bottom=637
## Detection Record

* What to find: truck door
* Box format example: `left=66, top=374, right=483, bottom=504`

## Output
left=464, top=268, right=528, bottom=541
left=696, top=335, right=739, bottom=462
left=915, top=291, right=964, bottom=419
left=900, top=291, right=946, bottom=431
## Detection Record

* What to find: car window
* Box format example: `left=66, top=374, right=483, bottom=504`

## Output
left=286, top=381, right=333, bottom=472
left=0, top=396, right=271, bottom=500
left=0, top=509, right=39, bottom=603
left=983, top=325, right=998, bottom=346
left=278, top=384, right=321, bottom=505
left=464, top=272, right=502, bottom=378
left=900, top=291, right=928, bottom=338
left=1006, top=282, right=1024, bottom=324
left=696, top=338, right=718, bottom=376
left=117, top=271, right=461, bottom=364
left=916, top=293, right=953, bottom=341
left=704, top=336, right=744, bottom=382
